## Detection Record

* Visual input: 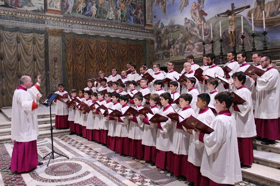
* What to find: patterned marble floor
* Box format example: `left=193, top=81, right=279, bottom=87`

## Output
left=0, top=135, right=256, bottom=186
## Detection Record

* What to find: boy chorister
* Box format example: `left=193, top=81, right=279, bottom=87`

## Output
left=127, top=65, right=140, bottom=81
left=186, top=93, right=215, bottom=186
left=109, top=82, right=119, bottom=93
left=100, top=92, right=113, bottom=146
left=84, top=79, right=96, bottom=93
left=169, top=81, right=180, bottom=110
left=170, top=93, right=196, bottom=179
left=54, top=83, right=69, bottom=129
left=152, top=80, right=165, bottom=95
left=232, top=72, right=256, bottom=168
left=97, top=78, right=110, bottom=93
left=186, top=77, right=199, bottom=112
left=96, top=91, right=107, bottom=145
left=126, top=94, right=144, bottom=160
left=86, top=93, right=97, bottom=141
left=207, top=79, right=219, bottom=113
left=114, top=95, right=130, bottom=156
left=117, top=83, right=127, bottom=95
left=140, top=94, right=160, bottom=165
left=197, top=92, right=242, bottom=186
left=107, top=93, right=122, bottom=151
left=68, top=89, right=77, bottom=135
left=139, top=78, right=151, bottom=105
left=151, top=63, right=165, bottom=91
left=155, top=92, right=175, bottom=171
left=164, top=62, right=180, bottom=91
left=93, top=91, right=106, bottom=143
left=74, top=89, right=85, bottom=135
left=81, top=91, right=92, bottom=138
left=127, top=81, right=139, bottom=105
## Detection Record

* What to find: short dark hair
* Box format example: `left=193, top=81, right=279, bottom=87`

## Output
left=188, top=77, right=196, bottom=85
left=237, top=52, right=246, bottom=58
left=119, top=95, right=129, bottom=102
left=214, top=92, right=234, bottom=109
left=168, top=61, right=175, bottom=66
left=84, top=90, right=91, bottom=96
left=134, top=93, right=143, bottom=101
left=180, top=93, right=192, bottom=103
left=119, top=83, right=125, bottom=88
left=140, top=78, right=147, bottom=83
left=252, top=52, right=262, bottom=57
left=79, top=89, right=84, bottom=94
left=105, top=92, right=112, bottom=97
left=140, top=65, right=147, bottom=70
left=87, top=79, right=93, bottom=83
left=154, top=80, right=163, bottom=87
left=198, top=93, right=210, bottom=105
left=227, top=51, right=236, bottom=57
left=101, top=78, right=107, bottom=83
left=160, top=92, right=171, bottom=102
left=150, top=93, right=159, bottom=102
left=263, top=55, right=271, bottom=64
left=112, top=68, right=118, bottom=71
left=153, top=63, right=160, bottom=68
left=71, top=89, right=77, bottom=93
left=58, top=83, right=65, bottom=87
left=112, top=93, right=120, bottom=99
left=232, top=71, right=246, bottom=85
left=92, top=92, right=97, bottom=97
left=206, top=53, right=215, bottom=60
left=207, top=78, right=219, bottom=88
left=187, top=55, right=194, bottom=60
left=129, top=80, right=137, bottom=86
left=131, top=64, right=136, bottom=69
left=98, top=91, right=105, bottom=96
left=169, top=81, right=178, bottom=87
left=112, top=81, right=119, bottom=86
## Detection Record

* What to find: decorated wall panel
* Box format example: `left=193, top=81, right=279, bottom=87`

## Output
left=153, top=0, right=280, bottom=62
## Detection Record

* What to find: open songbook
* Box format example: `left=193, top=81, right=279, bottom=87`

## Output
left=244, top=65, right=265, bottom=76
left=149, top=113, right=169, bottom=123
left=56, top=94, right=68, bottom=103
left=175, top=74, right=188, bottom=84
left=194, top=68, right=204, bottom=82
left=79, top=102, right=91, bottom=113
left=180, top=115, right=214, bottom=134
left=142, top=72, right=154, bottom=83
left=108, top=109, right=123, bottom=117
left=214, top=73, right=230, bottom=84
left=123, top=107, right=139, bottom=116
left=162, top=77, right=173, bottom=84
left=138, top=106, right=153, bottom=115
left=231, top=92, right=246, bottom=105
left=222, top=66, right=232, bottom=75
left=167, top=112, right=183, bottom=122
left=170, top=97, right=180, bottom=105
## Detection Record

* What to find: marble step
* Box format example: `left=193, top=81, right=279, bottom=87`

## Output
left=242, top=163, right=280, bottom=186
left=0, top=128, right=70, bottom=143
left=253, top=150, right=280, bottom=169
left=253, top=139, right=280, bottom=154
left=0, top=123, right=56, bottom=136
left=0, top=117, right=55, bottom=129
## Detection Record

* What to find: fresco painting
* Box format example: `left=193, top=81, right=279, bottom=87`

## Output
left=153, top=0, right=280, bottom=62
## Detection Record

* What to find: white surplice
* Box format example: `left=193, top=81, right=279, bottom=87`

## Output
left=200, top=112, right=242, bottom=184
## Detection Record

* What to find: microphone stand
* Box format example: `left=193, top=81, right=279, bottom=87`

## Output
left=42, top=93, right=69, bottom=167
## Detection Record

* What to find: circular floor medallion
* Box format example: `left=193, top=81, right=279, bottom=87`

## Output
left=45, top=162, right=82, bottom=176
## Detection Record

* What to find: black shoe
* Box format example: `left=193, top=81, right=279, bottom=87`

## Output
left=69, top=132, right=75, bottom=135
left=178, top=176, right=186, bottom=181
left=169, top=172, right=174, bottom=177
left=268, top=140, right=276, bottom=144
left=38, top=161, right=43, bottom=166
left=150, top=162, right=155, bottom=166
left=241, top=162, right=251, bottom=168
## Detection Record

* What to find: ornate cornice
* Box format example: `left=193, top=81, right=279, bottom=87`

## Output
left=0, top=8, right=154, bottom=40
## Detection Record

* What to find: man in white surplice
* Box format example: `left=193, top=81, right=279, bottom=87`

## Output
left=10, top=75, right=43, bottom=173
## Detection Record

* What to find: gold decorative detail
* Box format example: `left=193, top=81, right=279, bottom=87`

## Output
left=191, top=122, right=198, bottom=126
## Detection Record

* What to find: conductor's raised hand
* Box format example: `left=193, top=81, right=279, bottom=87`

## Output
left=37, top=75, right=41, bottom=84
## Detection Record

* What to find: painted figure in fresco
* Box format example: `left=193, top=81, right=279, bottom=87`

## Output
left=217, top=4, right=250, bottom=47
left=64, top=0, right=75, bottom=14
left=170, top=45, right=175, bottom=56
left=84, top=0, right=93, bottom=16
left=106, top=5, right=115, bottom=19
left=198, top=0, right=205, bottom=8
left=135, top=5, right=143, bottom=24
left=269, top=0, right=280, bottom=17
left=76, top=0, right=86, bottom=14
left=126, top=2, right=136, bottom=23
left=91, top=2, right=97, bottom=17
left=49, top=0, right=59, bottom=8
left=117, top=8, right=122, bottom=21
left=184, top=17, right=200, bottom=38
left=179, top=0, right=189, bottom=13
left=10, top=0, right=23, bottom=7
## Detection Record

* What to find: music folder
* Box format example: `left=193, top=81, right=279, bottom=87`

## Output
left=180, top=115, right=214, bottom=134
left=149, top=113, right=169, bottom=123
left=194, top=68, right=204, bottom=82
left=123, top=107, right=139, bottom=116
left=167, top=112, right=182, bottom=122
left=139, top=107, right=153, bottom=115
left=108, top=109, right=123, bottom=117
left=244, top=65, right=265, bottom=76
left=231, top=92, right=246, bottom=105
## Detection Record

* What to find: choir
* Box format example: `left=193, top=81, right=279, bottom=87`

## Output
left=53, top=53, right=280, bottom=186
